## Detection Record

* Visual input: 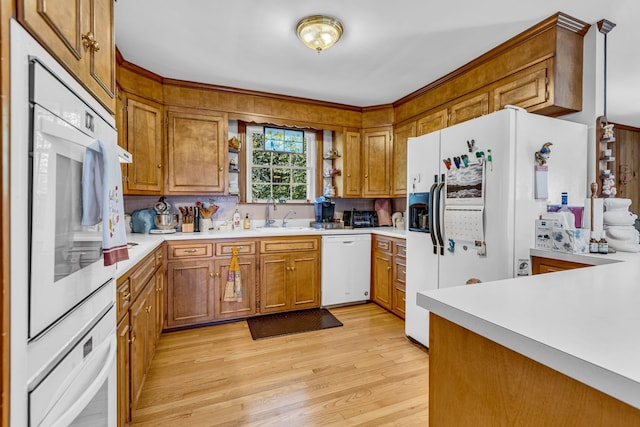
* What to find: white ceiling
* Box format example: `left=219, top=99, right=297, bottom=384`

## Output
left=114, top=0, right=639, bottom=127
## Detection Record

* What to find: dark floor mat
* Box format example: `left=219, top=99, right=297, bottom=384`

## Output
left=246, top=308, right=343, bottom=340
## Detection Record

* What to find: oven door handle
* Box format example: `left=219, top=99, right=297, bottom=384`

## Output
left=39, top=334, right=116, bottom=427
left=40, top=117, right=93, bottom=148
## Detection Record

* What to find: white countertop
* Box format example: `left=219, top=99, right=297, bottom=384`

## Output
left=115, top=226, right=405, bottom=278
left=417, top=249, right=640, bottom=409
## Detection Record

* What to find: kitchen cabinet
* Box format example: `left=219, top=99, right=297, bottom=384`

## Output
left=492, top=60, right=550, bottom=112
left=166, top=107, right=228, bottom=194
left=362, top=128, right=392, bottom=197
left=18, top=0, right=116, bottom=113
left=116, top=246, right=164, bottom=425
left=259, top=237, right=320, bottom=314
left=391, top=239, right=407, bottom=319
left=391, top=122, right=416, bottom=197
left=336, top=129, right=363, bottom=198
left=531, top=256, right=590, bottom=275
left=166, top=257, right=215, bottom=327
left=417, top=109, right=448, bottom=136
left=449, top=92, right=489, bottom=126
left=213, top=240, right=257, bottom=319
left=371, top=235, right=406, bottom=318
left=119, top=94, right=164, bottom=194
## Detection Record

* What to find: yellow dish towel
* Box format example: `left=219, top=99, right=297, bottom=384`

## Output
left=224, top=247, right=243, bottom=302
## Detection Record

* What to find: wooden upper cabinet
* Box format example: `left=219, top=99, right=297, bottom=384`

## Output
left=122, top=96, right=163, bottom=194
left=343, top=130, right=363, bottom=198
left=449, top=92, right=489, bottom=126
left=363, top=128, right=392, bottom=197
left=166, top=108, right=228, bottom=194
left=493, top=59, right=550, bottom=112
left=392, top=122, right=416, bottom=197
left=417, top=109, right=448, bottom=136
left=18, top=0, right=116, bottom=114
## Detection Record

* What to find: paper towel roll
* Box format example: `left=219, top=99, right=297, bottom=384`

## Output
left=583, top=198, right=604, bottom=233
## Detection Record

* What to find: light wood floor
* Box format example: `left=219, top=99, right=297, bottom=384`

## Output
left=131, top=303, right=429, bottom=426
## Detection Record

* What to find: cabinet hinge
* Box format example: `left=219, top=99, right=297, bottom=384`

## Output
left=545, top=91, right=550, bottom=101
left=545, top=77, right=549, bottom=85
left=129, top=325, right=132, bottom=333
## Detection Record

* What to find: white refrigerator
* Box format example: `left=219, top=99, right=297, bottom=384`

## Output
left=405, top=107, right=588, bottom=347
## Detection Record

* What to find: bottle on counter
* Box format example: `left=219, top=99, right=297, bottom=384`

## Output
left=194, top=206, right=201, bottom=232
left=243, top=213, right=250, bottom=229
left=598, top=230, right=609, bottom=254
left=233, top=209, right=241, bottom=229
left=558, top=192, right=575, bottom=229
left=589, top=232, right=599, bottom=253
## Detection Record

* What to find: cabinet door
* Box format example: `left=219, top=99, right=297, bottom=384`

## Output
left=363, top=129, right=392, bottom=197
left=154, top=268, right=165, bottom=340
left=166, top=109, right=228, bottom=194
left=18, top=0, right=116, bottom=113
left=125, top=97, right=163, bottom=193
left=493, top=60, right=549, bottom=112
left=166, top=260, right=215, bottom=327
left=417, top=109, right=448, bottom=136
left=129, top=290, right=148, bottom=407
left=372, top=251, right=393, bottom=310
left=392, top=122, right=416, bottom=197
left=290, top=251, right=320, bottom=310
left=449, top=92, right=489, bottom=126
left=214, top=256, right=257, bottom=319
left=392, top=284, right=406, bottom=319
left=142, top=284, right=156, bottom=384
left=117, top=313, right=130, bottom=427
left=343, top=130, right=362, bottom=197
left=260, top=254, right=289, bottom=313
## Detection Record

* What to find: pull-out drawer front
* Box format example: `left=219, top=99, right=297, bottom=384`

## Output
left=260, top=237, right=319, bottom=253
left=394, top=258, right=406, bottom=284
left=167, top=242, right=213, bottom=259
left=374, top=236, right=392, bottom=253
left=394, top=240, right=407, bottom=259
left=116, top=278, right=132, bottom=320
left=215, top=240, right=256, bottom=256
left=130, top=253, right=158, bottom=297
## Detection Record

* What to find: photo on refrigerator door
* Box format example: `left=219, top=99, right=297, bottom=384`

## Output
left=445, top=162, right=485, bottom=206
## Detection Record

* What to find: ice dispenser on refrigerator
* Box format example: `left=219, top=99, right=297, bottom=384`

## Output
left=408, top=192, right=430, bottom=232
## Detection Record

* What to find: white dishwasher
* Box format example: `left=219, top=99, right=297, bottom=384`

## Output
left=321, top=234, right=372, bottom=306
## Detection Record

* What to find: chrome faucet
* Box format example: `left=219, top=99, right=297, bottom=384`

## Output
left=265, top=197, right=277, bottom=227
left=282, top=210, right=296, bottom=227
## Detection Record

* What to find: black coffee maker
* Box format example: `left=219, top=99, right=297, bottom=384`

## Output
left=314, top=197, right=335, bottom=223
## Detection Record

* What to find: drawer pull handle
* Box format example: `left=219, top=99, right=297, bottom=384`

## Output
left=129, top=336, right=136, bottom=343
left=185, top=249, right=198, bottom=253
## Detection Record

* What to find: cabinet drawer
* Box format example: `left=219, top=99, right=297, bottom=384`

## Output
left=374, top=236, right=393, bottom=253
left=116, top=279, right=132, bottom=320
left=130, top=253, right=158, bottom=297
left=167, top=242, right=213, bottom=259
left=155, top=247, right=164, bottom=265
left=394, top=240, right=407, bottom=259
left=392, top=284, right=406, bottom=318
left=215, top=240, right=256, bottom=256
left=394, top=259, right=406, bottom=284
left=260, top=237, right=319, bottom=253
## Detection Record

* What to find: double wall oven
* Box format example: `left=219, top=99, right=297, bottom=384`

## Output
left=11, top=20, right=118, bottom=426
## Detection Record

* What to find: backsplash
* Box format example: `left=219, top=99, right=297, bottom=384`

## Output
left=124, top=195, right=407, bottom=223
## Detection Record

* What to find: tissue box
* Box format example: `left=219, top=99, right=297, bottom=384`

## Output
left=535, top=219, right=561, bottom=250
left=549, top=228, right=589, bottom=254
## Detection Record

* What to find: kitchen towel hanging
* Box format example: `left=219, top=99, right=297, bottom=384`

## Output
left=224, top=247, right=243, bottom=302
left=82, top=139, right=129, bottom=266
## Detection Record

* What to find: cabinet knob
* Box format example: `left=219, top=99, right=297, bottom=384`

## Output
left=347, top=174, right=351, bottom=177
left=82, top=32, right=100, bottom=52
left=387, top=266, right=391, bottom=271
left=129, top=335, right=136, bottom=343
left=156, top=287, right=162, bottom=292
left=365, top=174, right=368, bottom=178
left=286, top=266, right=291, bottom=271
left=122, top=292, right=131, bottom=301
left=157, top=164, right=162, bottom=168
left=219, top=167, right=223, bottom=172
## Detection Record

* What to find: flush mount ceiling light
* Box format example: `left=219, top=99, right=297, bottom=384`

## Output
left=296, top=15, right=343, bottom=53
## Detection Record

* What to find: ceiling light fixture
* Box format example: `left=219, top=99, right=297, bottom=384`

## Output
left=296, top=15, right=343, bottom=53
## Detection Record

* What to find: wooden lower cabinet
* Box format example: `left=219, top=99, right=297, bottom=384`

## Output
left=259, top=237, right=320, bottom=314
left=531, top=256, right=590, bottom=274
left=117, top=247, right=164, bottom=426
left=166, top=259, right=215, bottom=327
left=214, top=256, right=257, bottom=319
left=371, top=235, right=406, bottom=318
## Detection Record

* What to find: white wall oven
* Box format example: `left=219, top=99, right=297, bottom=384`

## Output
left=11, top=20, right=119, bottom=426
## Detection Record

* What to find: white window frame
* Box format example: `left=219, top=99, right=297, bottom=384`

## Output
left=245, top=125, right=316, bottom=203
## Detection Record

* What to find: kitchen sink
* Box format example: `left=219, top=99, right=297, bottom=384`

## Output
left=254, top=226, right=315, bottom=232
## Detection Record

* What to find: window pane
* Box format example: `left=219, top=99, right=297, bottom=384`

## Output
left=292, top=185, right=307, bottom=200
left=273, top=185, right=291, bottom=200
left=252, top=133, right=264, bottom=149
left=273, top=168, right=290, bottom=183
left=292, top=169, right=307, bottom=184
left=253, top=151, right=271, bottom=165
left=272, top=152, right=290, bottom=166
left=252, top=183, right=271, bottom=200
left=252, top=167, right=271, bottom=183
left=291, top=153, right=306, bottom=167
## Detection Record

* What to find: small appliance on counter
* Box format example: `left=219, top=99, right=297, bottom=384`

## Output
left=343, top=210, right=379, bottom=228
left=313, top=196, right=335, bottom=223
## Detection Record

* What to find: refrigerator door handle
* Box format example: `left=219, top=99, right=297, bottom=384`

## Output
left=429, top=180, right=439, bottom=254
left=434, top=178, right=446, bottom=255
